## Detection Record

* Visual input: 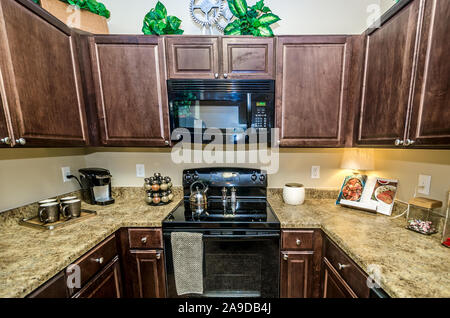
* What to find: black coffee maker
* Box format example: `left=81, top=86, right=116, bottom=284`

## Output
left=79, top=168, right=115, bottom=205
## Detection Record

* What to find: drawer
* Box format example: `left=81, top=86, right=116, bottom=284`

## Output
left=69, top=234, right=117, bottom=293
left=281, top=230, right=314, bottom=250
left=324, top=238, right=370, bottom=298
left=128, top=228, right=163, bottom=249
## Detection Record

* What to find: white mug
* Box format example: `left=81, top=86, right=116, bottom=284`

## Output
left=283, top=183, right=305, bottom=205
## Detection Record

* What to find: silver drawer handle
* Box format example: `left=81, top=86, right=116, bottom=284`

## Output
left=15, top=138, right=26, bottom=146
left=1, top=137, right=11, bottom=145
left=94, top=257, right=104, bottom=264
left=214, top=73, right=219, bottom=79
left=156, top=253, right=161, bottom=260
left=338, top=263, right=349, bottom=270
left=223, top=73, right=228, bottom=79
left=141, top=237, right=147, bottom=243
left=404, top=139, right=416, bottom=146
left=283, top=253, right=288, bottom=261
left=394, top=139, right=404, bottom=146
left=296, top=239, right=301, bottom=246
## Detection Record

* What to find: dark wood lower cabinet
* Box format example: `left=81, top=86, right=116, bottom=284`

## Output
left=322, top=257, right=356, bottom=298
left=28, top=271, right=68, bottom=298
left=73, top=256, right=122, bottom=298
left=280, top=252, right=314, bottom=298
left=128, top=250, right=166, bottom=298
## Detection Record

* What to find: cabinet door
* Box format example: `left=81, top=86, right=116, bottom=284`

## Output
left=357, top=0, right=421, bottom=146
left=28, top=271, right=68, bottom=298
left=222, top=37, right=275, bottom=79
left=166, top=36, right=220, bottom=79
left=280, top=251, right=314, bottom=298
left=322, top=258, right=356, bottom=298
left=129, top=250, right=166, bottom=298
left=408, top=0, right=450, bottom=147
left=89, top=36, right=170, bottom=146
left=0, top=93, right=12, bottom=147
left=276, top=36, right=351, bottom=147
left=74, top=257, right=122, bottom=298
left=0, top=0, right=88, bottom=147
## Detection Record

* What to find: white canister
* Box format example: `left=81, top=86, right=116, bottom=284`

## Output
left=283, top=183, right=305, bottom=205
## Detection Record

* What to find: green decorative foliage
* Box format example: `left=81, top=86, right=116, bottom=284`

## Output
left=60, top=0, right=111, bottom=19
left=31, top=0, right=40, bottom=4
left=224, top=0, right=280, bottom=37
left=142, top=1, right=184, bottom=35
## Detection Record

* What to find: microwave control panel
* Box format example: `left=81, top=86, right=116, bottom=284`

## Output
left=252, top=100, right=271, bottom=129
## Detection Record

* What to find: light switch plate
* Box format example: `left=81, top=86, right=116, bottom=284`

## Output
left=311, top=166, right=320, bottom=179
left=418, top=174, right=431, bottom=195
left=136, top=164, right=145, bottom=178
left=61, top=167, right=71, bottom=183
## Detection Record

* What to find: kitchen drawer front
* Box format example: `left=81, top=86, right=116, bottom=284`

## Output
left=282, top=230, right=314, bottom=250
left=324, top=238, right=370, bottom=298
left=128, top=228, right=163, bottom=249
left=70, top=234, right=118, bottom=292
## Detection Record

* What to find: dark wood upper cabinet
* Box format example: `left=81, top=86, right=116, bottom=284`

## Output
left=222, top=37, right=275, bottom=79
left=0, top=93, right=12, bottom=147
left=166, top=36, right=220, bottom=79
left=408, top=0, right=450, bottom=147
left=276, top=36, right=351, bottom=147
left=129, top=250, right=166, bottom=298
left=280, top=252, right=314, bottom=298
left=0, top=0, right=88, bottom=147
left=89, top=36, right=170, bottom=146
left=356, top=0, right=421, bottom=147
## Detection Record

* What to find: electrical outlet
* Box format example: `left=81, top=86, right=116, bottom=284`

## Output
left=311, top=166, right=320, bottom=179
left=61, top=167, right=71, bottom=183
left=136, top=164, right=145, bottom=178
left=418, top=174, right=431, bottom=195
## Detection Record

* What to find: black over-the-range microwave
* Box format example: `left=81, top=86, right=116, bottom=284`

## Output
left=167, top=80, right=275, bottom=144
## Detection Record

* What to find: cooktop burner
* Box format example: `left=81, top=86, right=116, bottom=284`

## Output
left=163, top=199, right=280, bottom=229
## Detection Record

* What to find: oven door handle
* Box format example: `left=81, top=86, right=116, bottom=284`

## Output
left=203, top=234, right=280, bottom=239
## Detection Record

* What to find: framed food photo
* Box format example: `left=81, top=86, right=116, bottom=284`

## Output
left=336, top=175, right=367, bottom=204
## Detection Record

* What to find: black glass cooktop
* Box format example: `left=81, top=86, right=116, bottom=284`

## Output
left=163, top=199, right=280, bottom=229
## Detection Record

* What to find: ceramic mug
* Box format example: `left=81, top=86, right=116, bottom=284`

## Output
left=283, top=183, right=305, bottom=205
left=38, top=202, right=61, bottom=223
left=38, top=198, right=58, bottom=205
left=60, top=196, right=77, bottom=202
left=61, top=199, right=82, bottom=219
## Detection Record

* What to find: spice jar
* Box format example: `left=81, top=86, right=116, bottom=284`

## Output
left=161, top=192, right=169, bottom=203
left=160, top=181, right=168, bottom=191
left=151, top=180, right=160, bottom=192
left=144, top=178, right=152, bottom=191
left=152, top=193, right=161, bottom=204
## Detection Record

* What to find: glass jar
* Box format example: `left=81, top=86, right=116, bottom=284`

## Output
left=406, top=198, right=444, bottom=236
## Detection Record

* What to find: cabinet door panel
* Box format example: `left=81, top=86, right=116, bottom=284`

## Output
left=130, top=250, right=166, bottom=298
left=0, top=93, right=11, bottom=147
left=28, top=271, right=68, bottom=298
left=0, top=0, right=87, bottom=146
left=166, top=37, right=219, bottom=79
left=357, top=0, right=421, bottom=146
left=280, top=252, right=313, bottom=298
left=222, top=37, right=274, bottom=79
left=276, top=36, right=350, bottom=147
left=322, top=257, right=356, bottom=298
left=90, top=36, right=170, bottom=146
left=409, top=0, right=450, bottom=147
left=74, top=257, right=122, bottom=299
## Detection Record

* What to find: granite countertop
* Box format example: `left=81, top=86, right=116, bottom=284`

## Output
left=0, top=188, right=448, bottom=298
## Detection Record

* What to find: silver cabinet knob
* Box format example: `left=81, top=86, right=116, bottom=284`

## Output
left=394, top=139, right=404, bottom=146
left=214, top=73, right=219, bottom=79
left=94, top=257, right=104, bottom=264
left=404, top=139, right=415, bottom=146
left=141, top=237, right=147, bottom=244
left=15, top=138, right=26, bottom=146
left=156, top=253, right=161, bottom=260
left=164, top=140, right=169, bottom=146
left=338, top=263, right=349, bottom=270
left=283, top=253, right=288, bottom=261
left=223, top=73, right=228, bottom=79
left=1, top=137, right=11, bottom=145
left=296, top=239, right=301, bottom=246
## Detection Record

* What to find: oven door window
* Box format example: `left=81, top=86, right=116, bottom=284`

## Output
left=170, top=93, right=249, bottom=131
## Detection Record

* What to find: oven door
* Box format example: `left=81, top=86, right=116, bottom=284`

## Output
left=164, top=229, right=280, bottom=298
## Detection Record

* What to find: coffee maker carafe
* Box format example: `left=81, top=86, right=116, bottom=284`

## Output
left=79, top=168, right=115, bottom=205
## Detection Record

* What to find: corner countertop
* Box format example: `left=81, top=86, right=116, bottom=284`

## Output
left=0, top=188, right=448, bottom=298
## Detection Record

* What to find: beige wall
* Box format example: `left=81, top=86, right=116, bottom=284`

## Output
left=1, top=148, right=449, bottom=212
left=101, top=0, right=397, bottom=35
left=0, top=149, right=87, bottom=212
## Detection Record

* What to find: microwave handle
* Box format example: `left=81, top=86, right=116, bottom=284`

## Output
left=247, top=93, right=252, bottom=129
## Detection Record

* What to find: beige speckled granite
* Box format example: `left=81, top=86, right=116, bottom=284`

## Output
left=0, top=187, right=448, bottom=298
left=0, top=187, right=183, bottom=298
left=267, top=189, right=450, bottom=298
